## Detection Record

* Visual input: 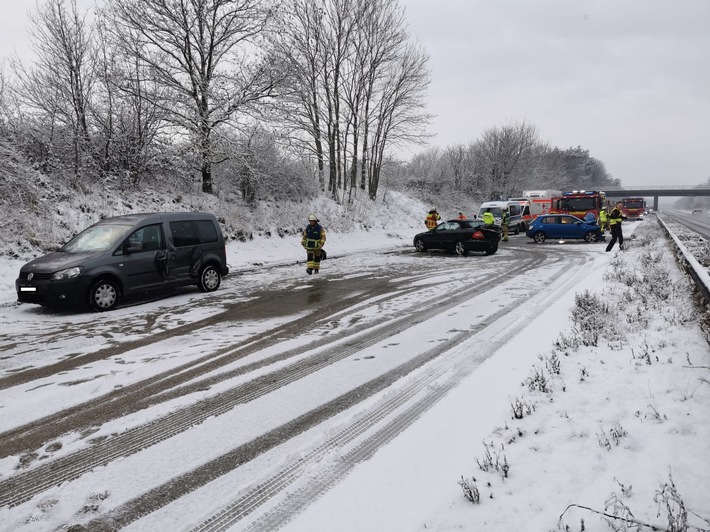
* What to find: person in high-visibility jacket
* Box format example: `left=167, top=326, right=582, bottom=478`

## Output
left=501, top=208, right=510, bottom=241
left=598, top=207, right=609, bottom=234
left=425, top=208, right=441, bottom=230
left=457, top=212, right=467, bottom=220
left=482, top=208, right=495, bottom=225
left=302, top=214, right=326, bottom=274
left=605, top=202, right=625, bottom=252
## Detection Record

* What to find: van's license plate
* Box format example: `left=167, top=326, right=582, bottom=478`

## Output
left=20, top=287, right=37, bottom=292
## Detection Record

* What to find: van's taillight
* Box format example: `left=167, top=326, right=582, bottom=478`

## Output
left=471, top=231, right=485, bottom=240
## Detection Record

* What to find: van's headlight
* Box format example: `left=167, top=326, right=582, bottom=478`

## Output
left=52, top=266, right=83, bottom=280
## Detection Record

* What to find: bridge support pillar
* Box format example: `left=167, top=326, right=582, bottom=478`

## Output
left=653, top=196, right=659, bottom=211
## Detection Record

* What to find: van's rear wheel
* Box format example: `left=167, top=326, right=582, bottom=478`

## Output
left=89, top=278, right=120, bottom=312
left=198, top=264, right=221, bottom=292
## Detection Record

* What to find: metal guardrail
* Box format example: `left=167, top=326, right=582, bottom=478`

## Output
left=604, top=186, right=710, bottom=191
left=655, top=214, right=710, bottom=306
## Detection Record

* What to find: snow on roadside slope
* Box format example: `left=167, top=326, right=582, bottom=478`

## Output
left=281, top=217, right=710, bottom=532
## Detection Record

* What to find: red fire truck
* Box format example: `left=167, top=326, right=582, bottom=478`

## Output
left=550, top=190, right=607, bottom=219
left=620, top=198, right=646, bottom=221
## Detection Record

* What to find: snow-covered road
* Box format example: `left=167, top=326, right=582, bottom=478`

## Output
left=1, top=219, right=708, bottom=532
left=0, top=234, right=599, bottom=530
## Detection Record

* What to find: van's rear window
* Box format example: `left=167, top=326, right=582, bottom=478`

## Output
left=170, top=220, right=218, bottom=247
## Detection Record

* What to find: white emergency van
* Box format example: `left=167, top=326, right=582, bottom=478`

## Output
left=477, top=200, right=527, bottom=234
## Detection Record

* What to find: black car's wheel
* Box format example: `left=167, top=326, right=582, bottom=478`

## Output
left=454, top=241, right=468, bottom=256
left=484, top=245, right=498, bottom=255
left=198, top=264, right=221, bottom=292
left=89, top=277, right=120, bottom=312
left=533, top=232, right=546, bottom=243
left=414, top=238, right=426, bottom=252
left=584, top=231, right=598, bottom=243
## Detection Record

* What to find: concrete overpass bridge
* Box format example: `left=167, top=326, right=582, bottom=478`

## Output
left=602, top=186, right=710, bottom=211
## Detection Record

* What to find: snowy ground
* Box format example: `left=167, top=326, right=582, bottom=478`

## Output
left=278, top=217, right=710, bottom=532
left=0, top=215, right=709, bottom=531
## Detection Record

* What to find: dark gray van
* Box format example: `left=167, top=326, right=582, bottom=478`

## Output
left=16, top=212, right=229, bottom=311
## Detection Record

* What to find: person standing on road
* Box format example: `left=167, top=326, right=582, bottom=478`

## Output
left=598, top=206, right=609, bottom=235
left=302, top=214, right=326, bottom=274
left=425, top=208, right=441, bottom=230
left=482, top=208, right=495, bottom=225
left=457, top=212, right=467, bottom=220
left=501, top=208, right=510, bottom=241
left=605, top=202, right=625, bottom=252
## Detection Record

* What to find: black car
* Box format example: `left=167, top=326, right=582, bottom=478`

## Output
left=16, top=212, right=229, bottom=312
left=413, top=219, right=501, bottom=256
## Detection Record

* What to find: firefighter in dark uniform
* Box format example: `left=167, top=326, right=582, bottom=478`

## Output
left=302, top=214, right=326, bottom=274
left=605, top=202, right=625, bottom=252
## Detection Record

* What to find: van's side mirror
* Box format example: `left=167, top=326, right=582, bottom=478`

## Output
left=126, top=242, right=143, bottom=253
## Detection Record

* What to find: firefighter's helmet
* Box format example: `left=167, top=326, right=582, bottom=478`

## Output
left=308, top=214, right=318, bottom=222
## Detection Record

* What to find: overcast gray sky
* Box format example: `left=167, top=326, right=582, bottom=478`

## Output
left=402, top=0, right=710, bottom=187
left=1, top=1, right=708, bottom=187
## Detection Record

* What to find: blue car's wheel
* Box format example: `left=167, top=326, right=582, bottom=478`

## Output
left=584, top=231, right=598, bottom=243
left=533, top=232, right=546, bottom=243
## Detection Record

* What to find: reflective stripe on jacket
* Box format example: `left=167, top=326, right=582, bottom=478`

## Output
left=302, top=223, right=326, bottom=249
left=608, top=208, right=623, bottom=226
left=425, top=212, right=440, bottom=229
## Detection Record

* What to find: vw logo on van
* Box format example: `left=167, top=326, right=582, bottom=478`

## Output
left=27, top=273, right=34, bottom=281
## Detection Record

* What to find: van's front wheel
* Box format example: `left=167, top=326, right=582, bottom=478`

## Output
left=89, top=278, right=120, bottom=312
left=198, top=264, right=221, bottom=292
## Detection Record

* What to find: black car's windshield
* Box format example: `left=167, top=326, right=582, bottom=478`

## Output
left=60, top=224, right=133, bottom=252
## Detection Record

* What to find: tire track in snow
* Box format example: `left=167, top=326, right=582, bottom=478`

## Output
left=0, top=252, right=540, bottom=508
left=66, top=251, right=579, bottom=530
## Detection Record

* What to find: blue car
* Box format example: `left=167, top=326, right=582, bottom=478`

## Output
left=526, top=214, right=603, bottom=243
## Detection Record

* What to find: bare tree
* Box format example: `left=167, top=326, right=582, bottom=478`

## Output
left=474, top=120, right=538, bottom=199
left=12, top=0, right=96, bottom=176
left=271, top=0, right=329, bottom=191
left=272, top=0, right=430, bottom=201
left=367, top=41, right=430, bottom=199
left=103, top=0, right=279, bottom=194
left=92, top=17, right=168, bottom=183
